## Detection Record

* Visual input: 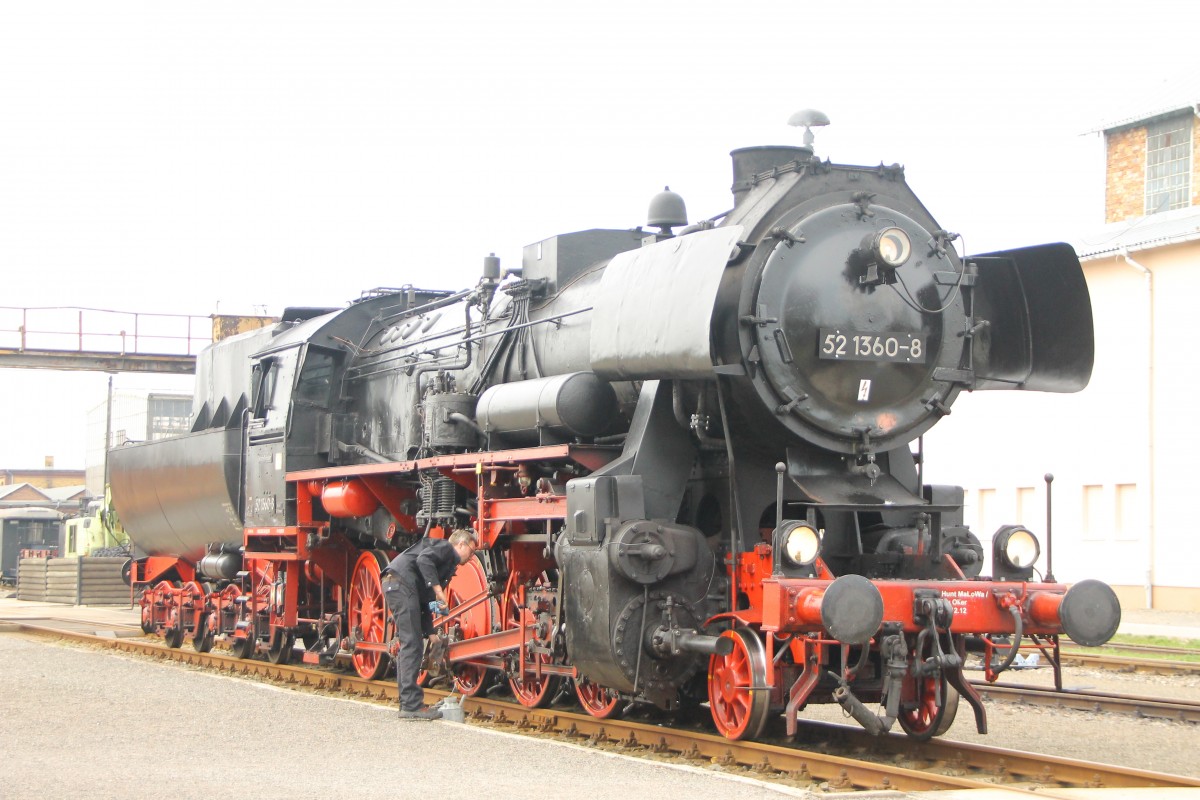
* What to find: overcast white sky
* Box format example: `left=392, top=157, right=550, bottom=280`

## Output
left=1, top=0, right=1196, bottom=472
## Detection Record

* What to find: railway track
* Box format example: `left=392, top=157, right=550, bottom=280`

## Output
left=5, top=619, right=1199, bottom=795
left=1091, top=643, right=1200, bottom=657
left=973, top=680, right=1200, bottom=724
left=0, top=615, right=144, bottom=637
left=1058, top=650, right=1200, bottom=676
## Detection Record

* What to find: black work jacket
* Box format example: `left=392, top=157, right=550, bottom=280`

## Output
left=385, top=537, right=458, bottom=603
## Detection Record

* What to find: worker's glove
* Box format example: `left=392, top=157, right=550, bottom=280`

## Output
left=428, top=600, right=449, bottom=616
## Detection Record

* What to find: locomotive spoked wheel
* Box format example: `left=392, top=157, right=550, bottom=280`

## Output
left=503, top=571, right=559, bottom=707
left=574, top=677, right=621, bottom=719
left=897, top=675, right=959, bottom=740
left=267, top=628, right=296, bottom=665
left=348, top=550, right=392, bottom=680
left=445, top=557, right=492, bottom=697
left=708, top=627, right=771, bottom=740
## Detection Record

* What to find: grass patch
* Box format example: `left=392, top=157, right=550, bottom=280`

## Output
left=1107, top=633, right=1200, bottom=649
left=1061, top=633, right=1200, bottom=662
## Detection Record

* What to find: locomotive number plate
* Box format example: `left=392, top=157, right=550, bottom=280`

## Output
left=818, top=329, right=925, bottom=363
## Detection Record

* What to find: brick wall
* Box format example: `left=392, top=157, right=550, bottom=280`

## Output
left=1105, top=126, right=1146, bottom=223
left=1, top=469, right=86, bottom=489
left=1105, top=114, right=1200, bottom=223
left=1194, top=121, right=1200, bottom=209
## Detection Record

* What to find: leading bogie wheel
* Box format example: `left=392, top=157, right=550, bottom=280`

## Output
left=898, top=676, right=959, bottom=740
left=708, top=627, right=771, bottom=740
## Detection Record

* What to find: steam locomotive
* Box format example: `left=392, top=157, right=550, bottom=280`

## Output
left=111, top=114, right=1120, bottom=741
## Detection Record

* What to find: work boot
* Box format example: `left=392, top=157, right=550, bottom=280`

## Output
left=398, top=704, right=443, bottom=721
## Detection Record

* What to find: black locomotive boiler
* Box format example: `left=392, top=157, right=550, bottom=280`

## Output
left=111, top=116, right=1120, bottom=740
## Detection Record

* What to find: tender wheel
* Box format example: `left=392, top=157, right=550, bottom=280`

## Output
left=445, top=556, right=493, bottom=697
left=898, top=676, right=959, bottom=740
left=708, top=627, right=771, bottom=740
left=300, top=628, right=320, bottom=651
left=139, top=599, right=155, bottom=635
left=230, top=635, right=255, bottom=659
left=193, top=613, right=215, bottom=653
left=575, top=677, right=621, bottom=719
left=348, top=550, right=391, bottom=680
left=267, top=628, right=295, bottom=665
left=163, top=618, right=185, bottom=649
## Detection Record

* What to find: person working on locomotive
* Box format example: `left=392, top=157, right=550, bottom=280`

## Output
left=382, top=529, right=479, bottom=720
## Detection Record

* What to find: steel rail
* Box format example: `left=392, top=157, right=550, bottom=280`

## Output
left=8, top=622, right=1200, bottom=793
left=1072, top=642, right=1200, bottom=657
left=973, top=681, right=1200, bottom=723
left=1057, top=652, right=1200, bottom=676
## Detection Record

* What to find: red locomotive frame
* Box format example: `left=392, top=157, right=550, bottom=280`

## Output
left=130, top=441, right=1084, bottom=738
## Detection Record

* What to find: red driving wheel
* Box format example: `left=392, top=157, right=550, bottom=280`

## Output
left=348, top=550, right=392, bottom=680
left=574, top=677, right=621, bottom=719
left=502, top=571, right=558, bottom=707
left=444, top=556, right=493, bottom=696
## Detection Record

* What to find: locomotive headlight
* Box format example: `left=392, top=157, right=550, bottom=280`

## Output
left=874, top=227, right=912, bottom=268
left=993, top=525, right=1041, bottom=572
left=781, top=521, right=821, bottom=566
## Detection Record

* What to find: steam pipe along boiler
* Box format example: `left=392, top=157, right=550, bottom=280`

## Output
left=109, top=114, right=1120, bottom=740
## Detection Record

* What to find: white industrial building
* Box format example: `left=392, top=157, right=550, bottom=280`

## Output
left=925, top=85, right=1199, bottom=610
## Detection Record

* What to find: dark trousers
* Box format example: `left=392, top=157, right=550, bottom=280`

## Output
left=383, top=577, right=426, bottom=711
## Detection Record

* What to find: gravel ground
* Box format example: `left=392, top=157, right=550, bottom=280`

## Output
left=0, top=635, right=806, bottom=800
left=3, top=627, right=1198, bottom=797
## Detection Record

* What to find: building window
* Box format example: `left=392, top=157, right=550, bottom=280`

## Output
left=1115, top=483, right=1140, bottom=542
left=1145, top=114, right=1192, bottom=215
left=1082, top=484, right=1107, bottom=541
left=975, top=488, right=996, bottom=535
left=146, top=395, right=192, bottom=440
left=1016, top=487, right=1036, bottom=526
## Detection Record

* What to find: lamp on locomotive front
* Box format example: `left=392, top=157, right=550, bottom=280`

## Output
left=855, top=226, right=914, bottom=287
left=992, top=524, right=1042, bottom=581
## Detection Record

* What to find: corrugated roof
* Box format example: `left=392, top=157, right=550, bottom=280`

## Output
left=1087, top=76, right=1200, bottom=133
left=0, top=483, right=49, bottom=501
left=1074, top=205, right=1200, bottom=259
left=41, top=485, right=86, bottom=502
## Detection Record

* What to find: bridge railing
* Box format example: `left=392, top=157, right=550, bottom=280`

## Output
left=0, top=306, right=213, bottom=356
